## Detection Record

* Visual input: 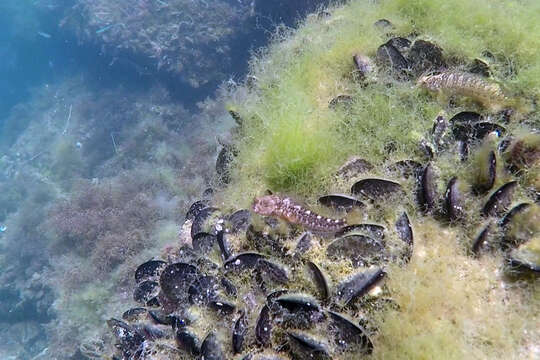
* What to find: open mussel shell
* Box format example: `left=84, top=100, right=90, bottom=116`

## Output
left=135, top=259, right=167, bottom=284
left=159, top=263, right=201, bottom=303
left=327, top=234, right=386, bottom=267
left=318, top=194, right=364, bottom=211
left=287, top=332, right=331, bottom=360
left=335, top=267, right=385, bottom=306
left=351, top=178, right=403, bottom=200
left=481, top=181, right=518, bottom=217
left=327, top=310, right=373, bottom=353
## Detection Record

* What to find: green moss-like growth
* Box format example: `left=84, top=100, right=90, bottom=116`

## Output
left=218, top=0, right=540, bottom=358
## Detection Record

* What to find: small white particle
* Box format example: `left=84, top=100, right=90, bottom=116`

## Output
left=317, top=215, right=321, bottom=219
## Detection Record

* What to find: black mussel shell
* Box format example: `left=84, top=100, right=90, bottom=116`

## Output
left=376, top=42, right=409, bottom=76
left=216, top=230, right=233, bottom=260
left=135, top=260, right=167, bottom=284
left=227, top=209, right=251, bottom=233
left=444, top=177, right=464, bottom=221
left=481, top=181, right=518, bottom=217
left=186, top=200, right=210, bottom=221
left=473, top=150, right=497, bottom=195
left=192, top=232, right=217, bottom=254
left=201, top=331, right=225, bottom=360
left=295, top=232, right=313, bottom=255
left=473, top=122, right=506, bottom=140
left=160, top=263, right=201, bottom=303
left=395, top=212, right=413, bottom=247
left=507, top=238, right=540, bottom=274
left=327, top=234, right=386, bottom=267
left=499, top=202, right=531, bottom=229
left=276, top=294, right=321, bottom=313
left=335, top=224, right=385, bottom=241
left=224, top=252, right=266, bottom=270
left=386, top=37, right=412, bottom=52
left=188, top=275, right=219, bottom=305
left=221, top=277, right=237, bottom=297
left=107, top=319, right=145, bottom=357
left=176, top=329, right=200, bottom=356
left=335, top=267, right=386, bottom=306
left=233, top=310, right=247, bottom=354
left=287, top=332, right=331, bottom=360
left=449, top=111, right=482, bottom=124
left=137, top=323, right=168, bottom=341
left=307, top=261, right=330, bottom=301
left=407, top=39, right=446, bottom=75
left=257, top=259, right=289, bottom=284
left=256, top=304, right=272, bottom=347
left=329, top=95, right=354, bottom=110
left=191, top=207, right=219, bottom=239
left=133, top=280, right=160, bottom=305
left=147, top=309, right=174, bottom=326
left=472, top=223, right=491, bottom=256
left=387, top=159, right=423, bottom=179
left=229, top=109, right=244, bottom=126
left=327, top=311, right=373, bottom=353
left=453, top=121, right=505, bottom=143
left=351, top=178, right=403, bottom=199
left=336, top=157, right=374, bottom=179
left=418, top=163, right=437, bottom=213
left=318, top=194, right=365, bottom=211
left=209, top=300, right=236, bottom=315
left=122, top=307, right=147, bottom=322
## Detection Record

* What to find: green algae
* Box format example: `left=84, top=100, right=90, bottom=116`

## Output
left=219, top=0, right=540, bottom=358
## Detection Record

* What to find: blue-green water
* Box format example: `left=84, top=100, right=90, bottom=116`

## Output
left=0, top=1, right=336, bottom=358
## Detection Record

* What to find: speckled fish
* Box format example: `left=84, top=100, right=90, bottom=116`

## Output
left=417, top=71, right=512, bottom=112
left=252, top=195, right=347, bottom=232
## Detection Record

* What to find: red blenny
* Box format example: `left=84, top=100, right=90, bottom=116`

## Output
left=252, top=195, right=346, bottom=232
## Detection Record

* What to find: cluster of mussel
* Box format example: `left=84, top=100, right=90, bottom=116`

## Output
left=105, top=19, right=538, bottom=360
